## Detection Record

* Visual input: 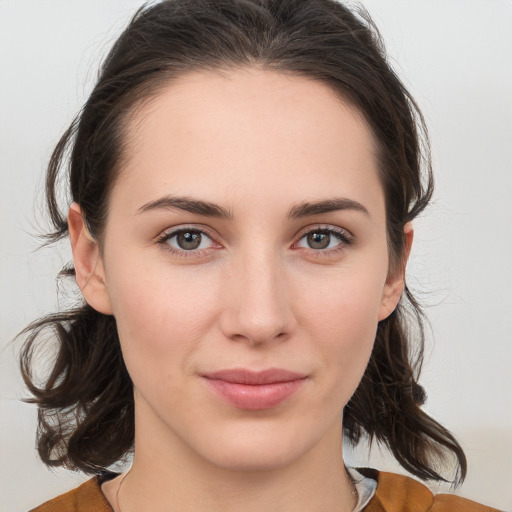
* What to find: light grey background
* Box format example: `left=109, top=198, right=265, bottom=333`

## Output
left=1, top=1, right=511, bottom=511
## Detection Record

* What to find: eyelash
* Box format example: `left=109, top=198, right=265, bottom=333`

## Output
left=293, top=225, right=354, bottom=256
left=155, top=225, right=354, bottom=258
left=156, top=226, right=218, bottom=258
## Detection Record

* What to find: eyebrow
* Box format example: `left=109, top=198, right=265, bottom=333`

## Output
left=137, top=195, right=369, bottom=220
left=138, top=195, right=232, bottom=219
left=288, top=198, right=369, bottom=218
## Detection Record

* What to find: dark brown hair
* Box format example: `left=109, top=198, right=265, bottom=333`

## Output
left=20, top=0, right=467, bottom=482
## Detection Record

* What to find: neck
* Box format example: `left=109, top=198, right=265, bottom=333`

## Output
left=115, top=414, right=356, bottom=512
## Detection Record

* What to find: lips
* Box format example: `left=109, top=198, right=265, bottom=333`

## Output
left=202, top=368, right=307, bottom=410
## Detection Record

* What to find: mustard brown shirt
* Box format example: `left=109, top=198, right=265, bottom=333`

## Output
left=30, top=469, right=502, bottom=512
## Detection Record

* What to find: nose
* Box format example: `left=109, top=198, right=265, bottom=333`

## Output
left=219, top=247, right=296, bottom=345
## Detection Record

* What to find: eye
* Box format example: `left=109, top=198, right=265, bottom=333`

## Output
left=158, top=228, right=216, bottom=253
left=295, top=227, right=352, bottom=251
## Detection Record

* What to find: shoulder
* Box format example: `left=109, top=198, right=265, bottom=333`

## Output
left=360, top=469, right=502, bottom=512
left=30, top=477, right=113, bottom=512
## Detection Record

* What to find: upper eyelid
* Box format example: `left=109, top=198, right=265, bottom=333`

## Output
left=293, top=224, right=353, bottom=241
left=156, top=224, right=217, bottom=242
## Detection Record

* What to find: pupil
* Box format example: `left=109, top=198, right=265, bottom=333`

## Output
left=177, top=232, right=201, bottom=250
left=307, top=232, right=330, bottom=249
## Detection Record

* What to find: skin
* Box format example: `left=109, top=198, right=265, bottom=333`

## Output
left=68, top=68, right=412, bottom=512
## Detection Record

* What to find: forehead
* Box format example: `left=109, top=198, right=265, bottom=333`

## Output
left=114, top=68, right=383, bottom=216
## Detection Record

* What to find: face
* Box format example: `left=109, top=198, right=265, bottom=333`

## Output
left=70, top=68, right=407, bottom=472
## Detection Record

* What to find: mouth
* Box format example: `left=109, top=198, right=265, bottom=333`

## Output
left=201, top=368, right=308, bottom=410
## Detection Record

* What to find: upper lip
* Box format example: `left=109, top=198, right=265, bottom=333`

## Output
left=202, top=368, right=307, bottom=385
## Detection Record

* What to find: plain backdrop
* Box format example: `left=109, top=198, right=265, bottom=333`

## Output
left=1, top=1, right=511, bottom=511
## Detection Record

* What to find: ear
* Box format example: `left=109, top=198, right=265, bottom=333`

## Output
left=68, top=203, right=113, bottom=315
left=378, top=222, right=414, bottom=321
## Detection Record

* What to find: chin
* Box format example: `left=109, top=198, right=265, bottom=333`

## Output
left=191, top=418, right=329, bottom=473
left=204, top=439, right=301, bottom=472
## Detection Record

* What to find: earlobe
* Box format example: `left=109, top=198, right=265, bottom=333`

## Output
left=378, top=223, right=414, bottom=321
left=68, top=203, right=113, bottom=315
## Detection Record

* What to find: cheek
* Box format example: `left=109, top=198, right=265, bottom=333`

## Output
left=104, top=255, right=222, bottom=379
left=299, top=264, right=384, bottom=331
left=296, top=267, right=384, bottom=389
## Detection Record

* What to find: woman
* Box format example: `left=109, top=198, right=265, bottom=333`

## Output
left=17, top=0, right=502, bottom=511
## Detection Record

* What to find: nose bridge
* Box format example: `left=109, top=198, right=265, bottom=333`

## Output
left=221, top=242, right=294, bottom=344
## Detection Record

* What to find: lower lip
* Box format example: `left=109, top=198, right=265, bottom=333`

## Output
left=204, top=378, right=305, bottom=410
